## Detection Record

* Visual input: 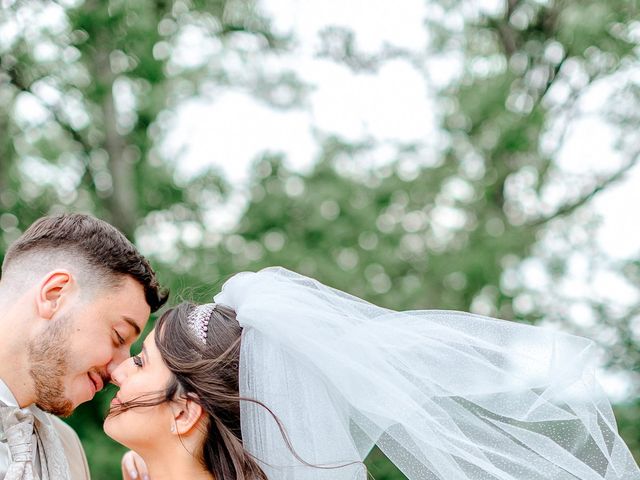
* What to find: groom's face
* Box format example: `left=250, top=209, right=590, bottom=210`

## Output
left=31, top=276, right=150, bottom=416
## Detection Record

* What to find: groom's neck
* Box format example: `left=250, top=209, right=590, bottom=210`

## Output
left=0, top=289, right=36, bottom=408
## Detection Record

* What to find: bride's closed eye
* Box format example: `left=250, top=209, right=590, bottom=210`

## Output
left=132, top=355, right=144, bottom=367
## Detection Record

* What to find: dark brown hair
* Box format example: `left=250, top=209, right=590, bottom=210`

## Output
left=109, top=301, right=366, bottom=479
left=108, top=303, right=270, bottom=479
left=156, top=303, right=268, bottom=479
left=2, top=213, right=168, bottom=312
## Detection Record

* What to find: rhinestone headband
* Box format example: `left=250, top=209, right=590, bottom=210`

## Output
left=187, top=303, right=216, bottom=344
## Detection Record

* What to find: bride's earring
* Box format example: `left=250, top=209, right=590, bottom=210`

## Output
left=170, top=424, right=176, bottom=433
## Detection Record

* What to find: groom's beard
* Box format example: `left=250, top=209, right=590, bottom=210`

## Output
left=28, top=314, right=74, bottom=417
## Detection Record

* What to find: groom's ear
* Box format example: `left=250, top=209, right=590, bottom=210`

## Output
left=36, top=270, right=72, bottom=320
left=171, top=395, right=204, bottom=436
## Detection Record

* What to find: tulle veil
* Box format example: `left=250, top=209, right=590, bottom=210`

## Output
left=213, top=267, right=639, bottom=480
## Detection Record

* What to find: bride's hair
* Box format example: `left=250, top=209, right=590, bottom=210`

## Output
left=110, top=302, right=352, bottom=478
left=156, top=302, right=268, bottom=479
left=110, top=302, right=270, bottom=479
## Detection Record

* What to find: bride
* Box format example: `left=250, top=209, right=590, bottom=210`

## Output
left=104, top=267, right=640, bottom=479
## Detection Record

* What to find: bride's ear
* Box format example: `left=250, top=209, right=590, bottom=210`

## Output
left=170, top=395, right=204, bottom=436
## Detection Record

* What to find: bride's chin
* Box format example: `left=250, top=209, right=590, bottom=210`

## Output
left=103, top=415, right=126, bottom=443
left=103, top=416, right=116, bottom=437
left=103, top=413, right=155, bottom=452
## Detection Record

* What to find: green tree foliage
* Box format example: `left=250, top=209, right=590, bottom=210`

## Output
left=0, top=0, right=292, bottom=241
left=1, top=0, right=640, bottom=478
left=0, top=0, right=296, bottom=477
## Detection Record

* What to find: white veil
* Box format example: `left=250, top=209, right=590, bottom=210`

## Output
left=213, top=267, right=639, bottom=480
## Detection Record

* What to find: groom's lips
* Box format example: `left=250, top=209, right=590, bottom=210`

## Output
left=88, top=371, right=104, bottom=396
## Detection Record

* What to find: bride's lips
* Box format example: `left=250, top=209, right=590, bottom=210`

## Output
left=110, top=395, right=123, bottom=407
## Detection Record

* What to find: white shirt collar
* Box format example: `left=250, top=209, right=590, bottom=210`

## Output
left=0, top=378, right=18, bottom=407
left=0, top=377, right=52, bottom=426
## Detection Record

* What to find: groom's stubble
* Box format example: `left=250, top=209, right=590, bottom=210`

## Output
left=28, top=313, right=74, bottom=417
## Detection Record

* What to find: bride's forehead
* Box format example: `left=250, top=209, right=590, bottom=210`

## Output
left=139, top=328, right=160, bottom=357
left=144, top=329, right=157, bottom=346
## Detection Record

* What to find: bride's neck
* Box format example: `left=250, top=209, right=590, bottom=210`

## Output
left=141, top=447, right=214, bottom=480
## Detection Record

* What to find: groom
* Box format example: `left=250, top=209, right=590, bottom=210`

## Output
left=0, top=213, right=168, bottom=479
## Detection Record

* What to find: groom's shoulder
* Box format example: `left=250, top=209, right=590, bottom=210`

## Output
left=48, top=414, right=80, bottom=442
left=48, top=414, right=92, bottom=480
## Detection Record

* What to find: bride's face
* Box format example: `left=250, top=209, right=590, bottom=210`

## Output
left=103, top=329, right=174, bottom=449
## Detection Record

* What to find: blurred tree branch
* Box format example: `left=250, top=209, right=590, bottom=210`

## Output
left=530, top=153, right=640, bottom=227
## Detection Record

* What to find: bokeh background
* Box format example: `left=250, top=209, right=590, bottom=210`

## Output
left=2, top=0, right=640, bottom=478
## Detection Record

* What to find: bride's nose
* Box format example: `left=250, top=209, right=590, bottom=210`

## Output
left=109, top=358, right=130, bottom=386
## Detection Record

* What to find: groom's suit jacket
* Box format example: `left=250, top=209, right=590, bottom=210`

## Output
left=0, top=379, right=91, bottom=480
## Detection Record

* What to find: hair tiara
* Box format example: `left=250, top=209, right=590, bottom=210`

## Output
left=187, top=303, right=216, bottom=344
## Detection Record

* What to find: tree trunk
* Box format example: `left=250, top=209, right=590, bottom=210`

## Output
left=93, top=30, right=138, bottom=238
left=0, top=113, right=11, bottom=205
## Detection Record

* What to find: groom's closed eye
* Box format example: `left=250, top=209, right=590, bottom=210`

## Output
left=115, top=330, right=126, bottom=345
left=114, top=316, right=143, bottom=348
left=122, top=316, right=142, bottom=337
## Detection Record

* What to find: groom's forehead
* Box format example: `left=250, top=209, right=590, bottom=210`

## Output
left=88, top=276, right=150, bottom=327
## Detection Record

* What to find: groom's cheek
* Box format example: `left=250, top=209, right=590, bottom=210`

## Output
left=66, top=350, right=112, bottom=406
left=68, top=372, right=93, bottom=405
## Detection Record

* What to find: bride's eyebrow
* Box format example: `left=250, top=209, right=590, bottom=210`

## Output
left=141, top=344, right=149, bottom=364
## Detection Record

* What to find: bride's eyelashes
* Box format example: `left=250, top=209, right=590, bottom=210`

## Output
left=132, top=355, right=144, bottom=368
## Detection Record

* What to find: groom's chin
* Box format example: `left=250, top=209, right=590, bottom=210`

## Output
left=36, top=397, right=74, bottom=417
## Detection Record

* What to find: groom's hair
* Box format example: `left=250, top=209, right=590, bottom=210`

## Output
left=1, top=213, right=168, bottom=312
